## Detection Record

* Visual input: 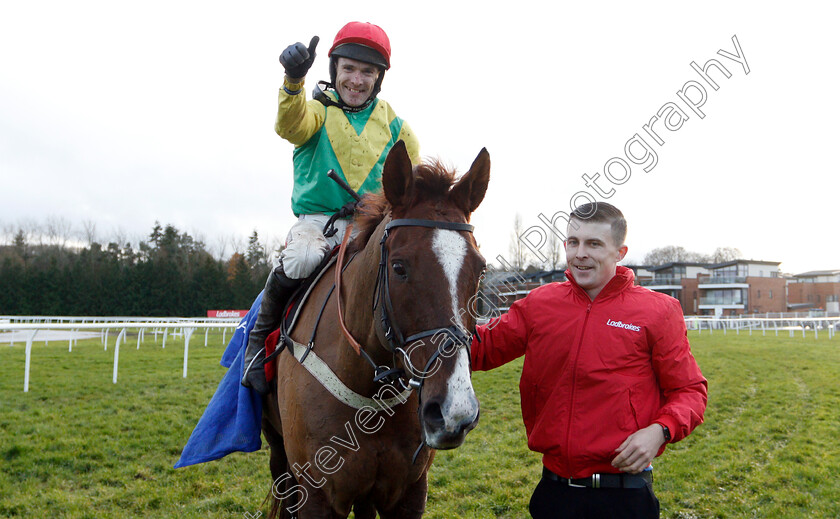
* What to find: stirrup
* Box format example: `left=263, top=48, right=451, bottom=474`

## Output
left=241, top=346, right=266, bottom=385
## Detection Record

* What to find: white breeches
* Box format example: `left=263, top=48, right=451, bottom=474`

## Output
left=280, top=215, right=354, bottom=280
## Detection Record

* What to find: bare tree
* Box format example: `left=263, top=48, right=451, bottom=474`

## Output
left=80, top=219, right=98, bottom=246
left=544, top=230, right=565, bottom=271
left=189, top=228, right=208, bottom=253
left=643, top=245, right=743, bottom=266
left=211, top=234, right=229, bottom=261
left=712, top=247, right=742, bottom=263
left=15, top=219, right=42, bottom=247
left=508, top=213, right=528, bottom=271
left=110, top=226, right=129, bottom=249
left=643, top=245, right=710, bottom=266
left=228, top=233, right=245, bottom=256
left=44, top=216, right=74, bottom=248
left=0, top=221, right=13, bottom=245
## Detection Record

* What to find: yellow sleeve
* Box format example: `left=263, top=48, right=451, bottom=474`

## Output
left=397, top=121, right=421, bottom=165
left=275, top=78, right=326, bottom=146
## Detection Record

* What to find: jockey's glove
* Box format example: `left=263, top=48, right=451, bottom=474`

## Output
left=280, top=35, right=319, bottom=80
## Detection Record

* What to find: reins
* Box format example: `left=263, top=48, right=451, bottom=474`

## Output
left=335, top=223, right=364, bottom=355
left=333, top=221, right=399, bottom=382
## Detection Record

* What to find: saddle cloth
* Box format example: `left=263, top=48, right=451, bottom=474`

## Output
left=174, top=247, right=339, bottom=468
left=174, top=294, right=264, bottom=468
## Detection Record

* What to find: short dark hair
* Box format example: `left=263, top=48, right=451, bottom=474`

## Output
left=570, top=202, right=627, bottom=247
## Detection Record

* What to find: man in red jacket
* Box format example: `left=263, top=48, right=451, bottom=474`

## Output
left=471, top=202, right=707, bottom=518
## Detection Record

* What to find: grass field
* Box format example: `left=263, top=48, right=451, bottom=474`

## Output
left=2, top=329, right=839, bottom=518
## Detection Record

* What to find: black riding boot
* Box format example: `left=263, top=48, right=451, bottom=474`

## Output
left=241, top=262, right=300, bottom=395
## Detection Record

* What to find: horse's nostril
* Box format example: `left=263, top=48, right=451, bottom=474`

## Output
left=422, top=401, right=446, bottom=429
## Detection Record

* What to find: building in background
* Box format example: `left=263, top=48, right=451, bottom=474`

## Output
left=479, top=269, right=566, bottom=313
left=639, top=262, right=710, bottom=315
left=482, top=261, right=839, bottom=317
left=787, top=270, right=840, bottom=314
left=697, top=260, right=786, bottom=317
left=624, top=264, right=654, bottom=285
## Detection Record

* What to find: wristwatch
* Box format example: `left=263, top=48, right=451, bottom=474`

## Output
left=660, top=424, right=671, bottom=442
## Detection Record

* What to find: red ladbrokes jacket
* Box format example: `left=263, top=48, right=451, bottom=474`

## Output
left=471, top=266, right=707, bottom=479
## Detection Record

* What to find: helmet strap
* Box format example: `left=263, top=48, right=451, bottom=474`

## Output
left=312, top=81, right=375, bottom=113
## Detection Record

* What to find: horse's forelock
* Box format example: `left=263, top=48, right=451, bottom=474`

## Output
left=350, top=160, right=459, bottom=251
left=412, top=160, right=457, bottom=201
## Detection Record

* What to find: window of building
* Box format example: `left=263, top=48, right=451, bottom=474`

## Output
left=712, top=263, right=749, bottom=282
left=757, top=290, right=761, bottom=299
left=701, top=288, right=747, bottom=305
left=769, top=290, right=773, bottom=299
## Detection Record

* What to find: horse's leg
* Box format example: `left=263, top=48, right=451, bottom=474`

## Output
left=264, top=389, right=347, bottom=519
left=377, top=471, right=428, bottom=519
left=352, top=497, right=376, bottom=519
left=292, top=490, right=347, bottom=519
left=262, top=388, right=293, bottom=519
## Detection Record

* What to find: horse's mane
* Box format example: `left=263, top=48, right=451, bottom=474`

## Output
left=349, top=160, right=457, bottom=252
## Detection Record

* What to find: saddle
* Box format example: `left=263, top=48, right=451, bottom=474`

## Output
left=263, top=246, right=342, bottom=382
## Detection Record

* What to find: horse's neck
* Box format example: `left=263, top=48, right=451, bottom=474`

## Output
left=338, top=219, right=392, bottom=368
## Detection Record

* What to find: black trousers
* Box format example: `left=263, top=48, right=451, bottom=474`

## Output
left=529, top=476, right=660, bottom=519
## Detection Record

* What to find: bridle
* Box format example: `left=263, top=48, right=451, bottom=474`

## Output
left=335, top=216, right=477, bottom=462
left=336, top=217, right=475, bottom=393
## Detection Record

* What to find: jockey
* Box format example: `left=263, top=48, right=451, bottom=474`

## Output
left=241, top=21, right=421, bottom=395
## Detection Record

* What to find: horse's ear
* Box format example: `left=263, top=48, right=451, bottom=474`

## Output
left=451, top=148, right=490, bottom=216
left=382, top=140, right=414, bottom=209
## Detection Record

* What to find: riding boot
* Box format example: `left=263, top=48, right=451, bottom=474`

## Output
left=241, top=262, right=300, bottom=395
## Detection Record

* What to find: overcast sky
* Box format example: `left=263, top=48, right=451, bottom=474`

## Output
left=2, top=1, right=838, bottom=275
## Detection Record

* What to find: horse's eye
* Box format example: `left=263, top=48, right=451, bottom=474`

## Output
left=392, top=262, right=407, bottom=278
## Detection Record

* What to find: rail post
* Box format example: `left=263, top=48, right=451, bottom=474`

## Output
left=183, top=327, right=195, bottom=378
left=23, top=330, right=38, bottom=393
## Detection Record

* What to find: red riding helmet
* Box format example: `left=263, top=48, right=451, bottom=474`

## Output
left=328, top=21, right=391, bottom=70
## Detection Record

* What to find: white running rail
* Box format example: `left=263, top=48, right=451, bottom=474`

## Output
left=1, top=318, right=242, bottom=392
left=684, top=316, right=839, bottom=339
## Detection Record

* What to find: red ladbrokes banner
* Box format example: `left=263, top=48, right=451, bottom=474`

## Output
left=207, top=310, right=248, bottom=318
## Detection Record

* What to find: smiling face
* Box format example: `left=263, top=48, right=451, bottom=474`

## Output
left=565, top=218, right=628, bottom=300
left=335, top=57, right=380, bottom=107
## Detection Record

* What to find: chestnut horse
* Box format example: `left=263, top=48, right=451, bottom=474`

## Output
left=262, top=141, right=490, bottom=518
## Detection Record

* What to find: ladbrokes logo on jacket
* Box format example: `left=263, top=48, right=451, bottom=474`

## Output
left=606, top=318, right=641, bottom=332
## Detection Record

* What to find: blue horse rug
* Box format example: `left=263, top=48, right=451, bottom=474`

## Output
left=174, top=292, right=264, bottom=468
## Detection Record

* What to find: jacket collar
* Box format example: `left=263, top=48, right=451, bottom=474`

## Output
left=565, top=265, right=635, bottom=303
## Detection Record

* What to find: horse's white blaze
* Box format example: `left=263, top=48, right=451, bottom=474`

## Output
left=441, top=348, right=478, bottom=431
left=432, top=230, right=479, bottom=432
left=432, top=229, right=467, bottom=327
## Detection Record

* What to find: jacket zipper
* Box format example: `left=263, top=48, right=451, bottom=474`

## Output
left=564, top=302, right=592, bottom=477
